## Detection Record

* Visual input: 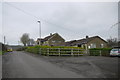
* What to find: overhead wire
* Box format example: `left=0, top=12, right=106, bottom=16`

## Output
left=4, top=2, right=82, bottom=38
left=5, top=2, right=119, bottom=40
left=5, top=2, right=39, bottom=20
left=110, top=21, right=120, bottom=29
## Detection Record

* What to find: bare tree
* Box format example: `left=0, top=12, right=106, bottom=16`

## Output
left=27, top=38, right=35, bottom=46
left=107, top=37, right=118, bottom=48
left=20, top=33, right=30, bottom=46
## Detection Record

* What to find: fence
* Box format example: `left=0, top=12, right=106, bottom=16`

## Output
left=89, top=50, right=111, bottom=56
left=39, top=48, right=84, bottom=56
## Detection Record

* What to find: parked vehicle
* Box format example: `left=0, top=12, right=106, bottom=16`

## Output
left=110, top=47, right=120, bottom=56
left=7, top=47, right=13, bottom=52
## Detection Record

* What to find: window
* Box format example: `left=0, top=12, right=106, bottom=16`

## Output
left=88, top=46, right=91, bottom=49
left=78, top=44, right=81, bottom=47
left=90, top=43, right=96, bottom=48
left=52, top=41, right=56, bottom=43
left=58, top=41, right=61, bottom=43
left=100, top=44, right=104, bottom=48
left=111, top=49, right=118, bottom=51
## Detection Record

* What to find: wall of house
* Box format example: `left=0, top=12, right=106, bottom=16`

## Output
left=48, top=34, right=65, bottom=46
left=43, top=41, right=49, bottom=46
left=87, top=38, right=107, bottom=49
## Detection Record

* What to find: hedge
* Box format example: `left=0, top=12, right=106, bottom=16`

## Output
left=16, top=47, right=27, bottom=51
left=0, top=51, right=6, bottom=55
left=25, top=45, right=84, bottom=55
left=89, top=48, right=112, bottom=56
left=0, top=51, right=2, bottom=55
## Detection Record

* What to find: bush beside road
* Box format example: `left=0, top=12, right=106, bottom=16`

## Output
left=0, top=51, right=2, bottom=55
left=25, top=46, right=113, bottom=57
left=0, top=51, right=6, bottom=55
left=89, top=48, right=112, bottom=56
left=25, top=45, right=84, bottom=56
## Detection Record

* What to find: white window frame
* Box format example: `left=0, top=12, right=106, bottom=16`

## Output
left=101, top=44, right=104, bottom=48
left=90, top=43, right=96, bottom=48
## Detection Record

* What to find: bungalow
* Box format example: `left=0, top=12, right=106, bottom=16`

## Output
left=65, top=36, right=108, bottom=50
left=36, top=33, right=65, bottom=46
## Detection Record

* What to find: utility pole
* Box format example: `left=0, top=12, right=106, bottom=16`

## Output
left=37, top=20, right=41, bottom=46
left=4, top=36, right=6, bottom=45
left=18, top=41, right=20, bottom=45
left=7, top=42, right=9, bottom=45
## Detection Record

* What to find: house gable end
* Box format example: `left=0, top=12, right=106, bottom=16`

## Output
left=48, top=33, right=65, bottom=41
left=85, top=36, right=107, bottom=44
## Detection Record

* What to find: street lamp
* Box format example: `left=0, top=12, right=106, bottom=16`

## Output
left=37, top=20, right=41, bottom=45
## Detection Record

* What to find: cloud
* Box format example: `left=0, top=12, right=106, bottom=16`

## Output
left=1, top=2, right=118, bottom=45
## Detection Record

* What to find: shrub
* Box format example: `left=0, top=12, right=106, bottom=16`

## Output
left=16, top=47, right=27, bottom=51
left=25, top=45, right=84, bottom=55
left=0, top=51, right=6, bottom=55
left=89, top=48, right=112, bottom=56
left=0, top=51, right=2, bottom=55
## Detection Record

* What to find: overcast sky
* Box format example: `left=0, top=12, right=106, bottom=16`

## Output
left=0, top=2, right=118, bottom=45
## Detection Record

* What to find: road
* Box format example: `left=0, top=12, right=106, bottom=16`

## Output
left=42, top=56, right=118, bottom=78
left=0, top=55, right=2, bottom=79
left=2, top=51, right=85, bottom=78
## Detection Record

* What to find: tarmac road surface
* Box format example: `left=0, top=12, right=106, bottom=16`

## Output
left=0, top=55, right=2, bottom=79
left=2, top=51, right=85, bottom=78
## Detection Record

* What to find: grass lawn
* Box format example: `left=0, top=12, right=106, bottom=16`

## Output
left=0, top=51, right=2, bottom=55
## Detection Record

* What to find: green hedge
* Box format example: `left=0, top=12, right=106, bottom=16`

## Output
left=0, top=51, right=6, bottom=55
left=89, top=48, right=112, bottom=56
left=16, top=47, right=27, bottom=51
left=25, top=45, right=84, bottom=55
left=0, top=51, right=2, bottom=55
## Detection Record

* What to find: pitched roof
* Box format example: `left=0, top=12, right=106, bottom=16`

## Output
left=37, top=33, right=58, bottom=42
left=65, top=36, right=107, bottom=46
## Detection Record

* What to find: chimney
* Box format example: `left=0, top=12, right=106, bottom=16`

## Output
left=86, top=35, right=89, bottom=39
left=50, top=33, right=52, bottom=36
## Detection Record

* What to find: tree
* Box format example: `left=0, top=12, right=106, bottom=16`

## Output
left=27, top=38, right=35, bottom=46
left=0, top=42, right=7, bottom=51
left=107, top=37, right=118, bottom=48
left=118, top=41, right=120, bottom=47
left=20, top=33, right=30, bottom=46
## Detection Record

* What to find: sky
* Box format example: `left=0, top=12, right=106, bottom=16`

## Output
left=0, top=1, right=119, bottom=45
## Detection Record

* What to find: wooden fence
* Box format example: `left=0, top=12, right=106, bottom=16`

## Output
left=39, top=48, right=85, bottom=56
